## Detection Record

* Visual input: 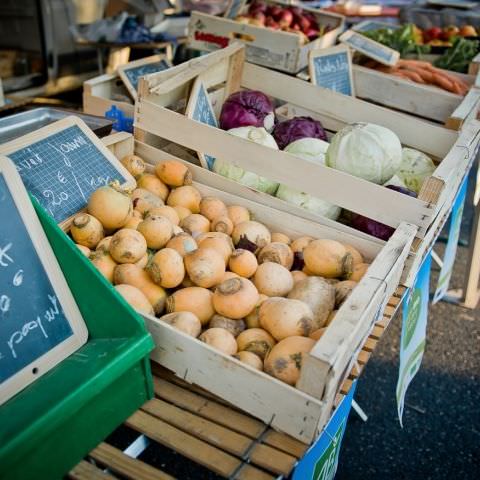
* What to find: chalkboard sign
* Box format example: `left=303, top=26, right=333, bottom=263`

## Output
left=185, top=77, right=218, bottom=170
left=352, top=21, right=399, bottom=33
left=0, top=116, right=135, bottom=227
left=309, top=45, right=355, bottom=97
left=118, top=55, right=172, bottom=100
left=224, top=0, right=247, bottom=19
left=339, top=30, right=400, bottom=67
left=0, top=156, right=87, bottom=405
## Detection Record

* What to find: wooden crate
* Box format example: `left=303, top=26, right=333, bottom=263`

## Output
left=134, top=44, right=480, bottom=285
left=83, top=73, right=135, bottom=121
left=187, top=3, right=344, bottom=74
left=70, top=288, right=403, bottom=479
left=102, top=133, right=415, bottom=443
left=352, top=64, right=480, bottom=129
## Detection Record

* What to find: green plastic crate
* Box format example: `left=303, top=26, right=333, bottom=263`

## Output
left=0, top=200, right=154, bottom=480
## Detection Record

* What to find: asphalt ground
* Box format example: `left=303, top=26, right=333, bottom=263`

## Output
left=337, top=241, right=480, bottom=480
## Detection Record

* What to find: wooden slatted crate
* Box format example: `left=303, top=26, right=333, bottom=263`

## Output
left=134, top=44, right=480, bottom=286
left=70, top=288, right=404, bottom=479
left=102, top=133, right=415, bottom=443
left=352, top=65, right=480, bottom=129
left=187, top=2, right=344, bottom=74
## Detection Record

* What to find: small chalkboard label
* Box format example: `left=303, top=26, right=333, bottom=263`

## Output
left=224, top=0, right=248, bottom=19
left=340, top=30, right=400, bottom=67
left=0, top=116, right=135, bottom=227
left=118, top=54, right=172, bottom=100
left=352, top=21, right=399, bottom=33
left=309, top=45, right=355, bottom=97
left=185, top=77, right=218, bottom=170
left=0, top=156, right=87, bottom=405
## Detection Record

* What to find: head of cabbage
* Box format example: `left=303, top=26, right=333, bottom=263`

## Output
left=275, top=184, right=341, bottom=220
left=211, top=126, right=280, bottom=195
left=284, top=138, right=330, bottom=165
left=325, top=123, right=402, bottom=185
left=397, top=147, right=435, bottom=194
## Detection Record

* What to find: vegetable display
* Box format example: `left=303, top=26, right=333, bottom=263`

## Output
left=363, top=59, right=470, bottom=95
left=235, top=1, right=331, bottom=46
left=75, top=158, right=369, bottom=389
left=209, top=89, right=436, bottom=242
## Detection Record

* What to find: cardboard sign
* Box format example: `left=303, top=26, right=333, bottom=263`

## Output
left=118, top=55, right=172, bottom=100
left=433, top=177, right=468, bottom=303
left=224, top=0, right=247, bottom=19
left=309, top=45, right=355, bottom=97
left=185, top=77, right=218, bottom=170
left=0, top=156, right=87, bottom=405
left=292, top=381, right=356, bottom=480
left=396, top=253, right=432, bottom=426
left=339, top=30, right=400, bottom=67
left=0, top=116, right=135, bottom=226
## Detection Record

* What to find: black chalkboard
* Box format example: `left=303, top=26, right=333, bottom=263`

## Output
left=123, top=59, right=170, bottom=91
left=0, top=173, right=73, bottom=384
left=187, top=80, right=218, bottom=170
left=4, top=122, right=129, bottom=223
left=309, top=45, right=355, bottom=97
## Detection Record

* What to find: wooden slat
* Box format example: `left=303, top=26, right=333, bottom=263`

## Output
left=262, top=430, right=308, bottom=458
left=153, top=377, right=266, bottom=439
left=126, top=410, right=243, bottom=478
left=249, top=443, right=297, bottom=476
left=363, top=337, right=377, bottom=352
left=235, top=465, right=274, bottom=480
left=89, top=443, right=174, bottom=480
left=357, top=350, right=371, bottom=365
left=69, top=461, right=118, bottom=480
left=142, top=398, right=252, bottom=457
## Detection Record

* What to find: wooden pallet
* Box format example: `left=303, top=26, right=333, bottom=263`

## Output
left=69, top=289, right=405, bottom=480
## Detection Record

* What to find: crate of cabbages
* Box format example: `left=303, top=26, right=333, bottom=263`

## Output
left=134, top=44, right=480, bottom=287
left=187, top=0, right=344, bottom=73
left=83, top=131, right=416, bottom=443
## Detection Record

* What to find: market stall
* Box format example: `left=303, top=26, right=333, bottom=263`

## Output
left=1, top=1, right=480, bottom=479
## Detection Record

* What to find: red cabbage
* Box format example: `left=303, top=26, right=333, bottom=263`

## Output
left=350, top=185, right=417, bottom=241
left=273, top=116, right=327, bottom=150
left=219, top=91, right=275, bottom=131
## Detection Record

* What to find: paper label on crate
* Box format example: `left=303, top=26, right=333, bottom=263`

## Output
left=224, top=0, right=247, bottom=19
left=339, top=30, right=399, bottom=67
left=292, top=382, right=356, bottom=480
left=396, top=253, right=432, bottom=426
left=432, top=177, right=468, bottom=303
left=309, top=45, right=355, bottom=96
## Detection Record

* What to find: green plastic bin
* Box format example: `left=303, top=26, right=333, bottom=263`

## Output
left=0, top=199, right=154, bottom=480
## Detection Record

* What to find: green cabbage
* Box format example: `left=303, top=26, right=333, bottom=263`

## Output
left=326, top=123, right=402, bottom=185
left=211, top=126, right=280, bottom=194
left=397, top=147, right=435, bottom=194
left=284, top=138, right=330, bottom=164
left=212, top=159, right=279, bottom=194
left=275, top=184, right=341, bottom=220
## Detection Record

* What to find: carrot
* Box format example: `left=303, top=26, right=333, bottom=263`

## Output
left=397, top=59, right=436, bottom=71
left=431, top=72, right=456, bottom=93
left=397, top=69, right=426, bottom=84
left=399, top=65, right=435, bottom=83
